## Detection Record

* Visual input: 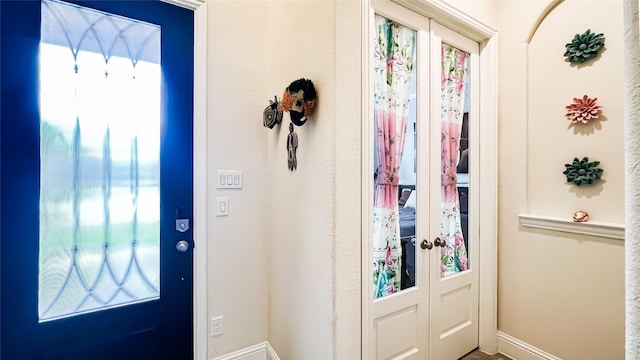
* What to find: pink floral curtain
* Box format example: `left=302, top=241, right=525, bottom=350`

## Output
left=440, top=44, right=469, bottom=277
left=372, top=15, right=415, bottom=298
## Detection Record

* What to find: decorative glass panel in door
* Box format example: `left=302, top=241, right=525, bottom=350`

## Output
left=372, top=14, right=417, bottom=298
left=439, top=42, right=470, bottom=278
left=38, top=0, right=162, bottom=321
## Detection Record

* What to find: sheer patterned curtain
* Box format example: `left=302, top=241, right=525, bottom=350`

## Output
left=372, top=15, right=416, bottom=298
left=440, top=43, right=469, bottom=277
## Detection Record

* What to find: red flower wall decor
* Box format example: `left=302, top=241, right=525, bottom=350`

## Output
left=565, top=95, right=602, bottom=124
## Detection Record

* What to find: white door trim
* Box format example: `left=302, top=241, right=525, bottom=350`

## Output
left=192, top=3, right=208, bottom=360
left=161, top=1, right=208, bottom=359
left=362, top=0, right=498, bottom=356
left=476, top=32, right=499, bottom=355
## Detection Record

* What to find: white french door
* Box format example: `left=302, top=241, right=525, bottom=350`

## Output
left=364, top=1, right=481, bottom=359
left=366, top=1, right=431, bottom=358
left=428, top=21, right=480, bottom=360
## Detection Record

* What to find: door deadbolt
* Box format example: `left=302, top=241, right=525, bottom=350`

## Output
left=176, top=240, right=189, bottom=252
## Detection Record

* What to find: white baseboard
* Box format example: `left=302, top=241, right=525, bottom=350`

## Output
left=497, top=331, right=562, bottom=360
left=213, top=334, right=559, bottom=360
left=211, top=341, right=280, bottom=360
left=265, top=342, right=280, bottom=360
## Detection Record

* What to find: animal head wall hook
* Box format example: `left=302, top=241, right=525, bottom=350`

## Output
left=281, top=78, right=317, bottom=126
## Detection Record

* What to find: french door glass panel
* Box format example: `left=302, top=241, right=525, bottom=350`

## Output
left=38, top=0, right=161, bottom=321
left=439, top=42, right=470, bottom=278
left=372, top=14, right=418, bottom=298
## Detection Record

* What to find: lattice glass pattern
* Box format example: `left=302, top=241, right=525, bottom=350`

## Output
left=38, top=0, right=161, bottom=321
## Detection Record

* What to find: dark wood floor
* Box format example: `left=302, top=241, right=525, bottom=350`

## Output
left=460, top=349, right=513, bottom=360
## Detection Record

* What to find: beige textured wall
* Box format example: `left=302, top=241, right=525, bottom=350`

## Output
left=623, top=1, right=640, bottom=358
left=497, top=0, right=625, bottom=359
left=333, top=0, right=363, bottom=358
left=266, top=0, right=361, bottom=359
left=266, top=0, right=335, bottom=357
left=203, top=0, right=360, bottom=358
left=206, top=0, right=269, bottom=357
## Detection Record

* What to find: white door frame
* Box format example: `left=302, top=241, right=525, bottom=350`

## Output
left=161, top=1, right=208, bottom=359
left=361, top=0, right=498, bottom=357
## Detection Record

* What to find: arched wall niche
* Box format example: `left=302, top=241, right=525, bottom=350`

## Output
left=525, top=0, right=624, bottom=225
left=527, top=0, right=564, bottom=44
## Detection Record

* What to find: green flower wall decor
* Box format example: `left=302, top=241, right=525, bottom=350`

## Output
left=563, top=157, right=603, bottom=186
left=564, top=29, right=605, bottom=64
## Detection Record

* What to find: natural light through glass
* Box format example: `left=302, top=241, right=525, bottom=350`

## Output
left=38, top=0, right=161, bottom=321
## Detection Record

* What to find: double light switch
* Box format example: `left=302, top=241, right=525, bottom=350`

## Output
left=216, top=170, right=242, bottom=217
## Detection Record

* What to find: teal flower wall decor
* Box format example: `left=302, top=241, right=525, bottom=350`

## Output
left=563, top=157, right=603, bottom=186
left=564, top=29, right=605, bottom=64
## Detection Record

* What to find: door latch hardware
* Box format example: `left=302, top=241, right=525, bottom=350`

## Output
left=176, top=219, right=189, bottom=233
left=420, top=239, right=433, bottom=250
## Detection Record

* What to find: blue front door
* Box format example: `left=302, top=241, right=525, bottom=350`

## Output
left=1, top=1, right=194, bottom=358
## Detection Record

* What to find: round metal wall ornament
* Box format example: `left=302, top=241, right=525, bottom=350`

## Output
left=564, top=29, right=605, bottom=64
left=563, top=157, right=603, bottom=186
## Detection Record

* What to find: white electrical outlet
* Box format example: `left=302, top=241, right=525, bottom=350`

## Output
left=211, top=316, right=224, bottom=337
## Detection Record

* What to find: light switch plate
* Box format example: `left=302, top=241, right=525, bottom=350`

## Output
left=216, top=170, right=243, bottom=189
left=216, top=197, right=229, bottom=216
